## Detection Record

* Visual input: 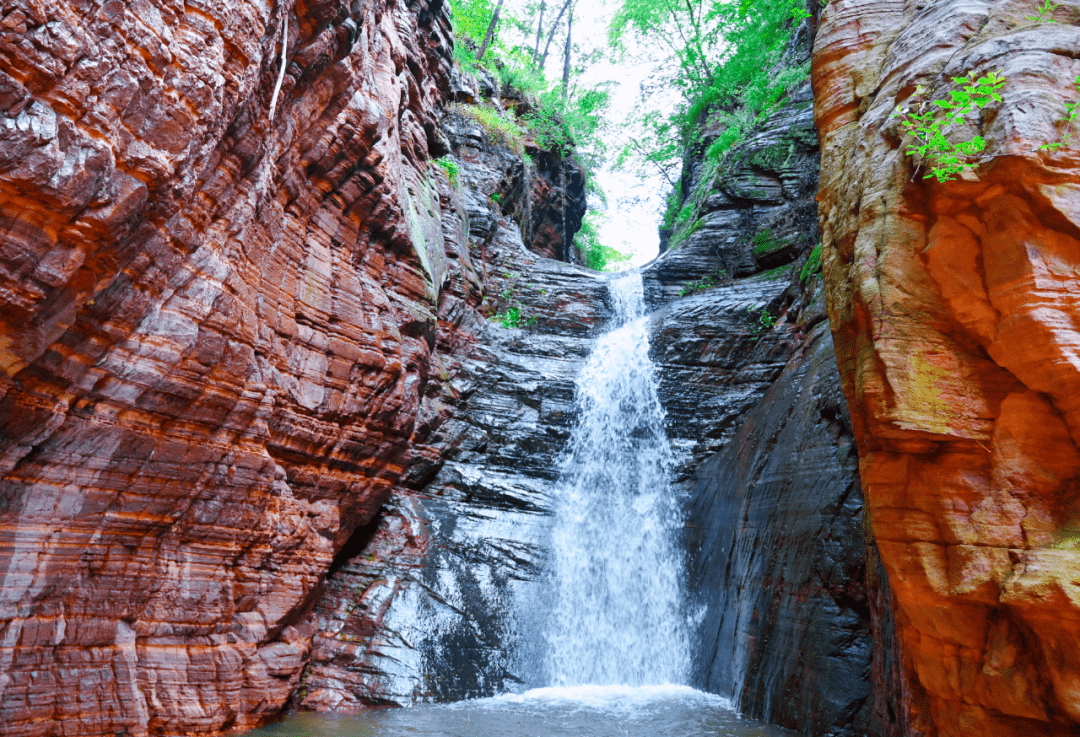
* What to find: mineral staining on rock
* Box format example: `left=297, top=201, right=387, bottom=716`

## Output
left=815, top=1, right=1080, bottom=734
left=0, top=0, right=461, bottom=734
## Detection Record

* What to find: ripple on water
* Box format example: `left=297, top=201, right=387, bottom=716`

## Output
left=245, top=685, right=800, bottom=737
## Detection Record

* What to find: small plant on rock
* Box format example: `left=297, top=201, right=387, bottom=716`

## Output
left=679, top=269, right=730, bottom=297
left=435, top=157, right=461, bottom=187
left=747, top=306, right=777, bottom=340
left=488, top=270, right=538, bottom=329
left=892, top=70, right=1006, bottom=182
left=1026, top=0, right=1062, bottom=22
left=448, top=102, right=526, bottom=154
left=1040, top=75, right=1080, bottom=151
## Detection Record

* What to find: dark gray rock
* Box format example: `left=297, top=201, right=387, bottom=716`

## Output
left=648, top=272, right=794, bottom=478
left=684, top=323, right=871, bottom=737
left=646, top=83, right=820, bottom=305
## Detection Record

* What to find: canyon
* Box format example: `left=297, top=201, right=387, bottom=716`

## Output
left=0, top=0, right=1077, bottom=736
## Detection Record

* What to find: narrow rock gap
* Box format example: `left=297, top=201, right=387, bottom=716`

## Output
left=328, top=508, right=387, bottom=577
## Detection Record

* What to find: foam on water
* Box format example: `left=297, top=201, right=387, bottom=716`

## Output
left=481, top=683, right=735, bottom=712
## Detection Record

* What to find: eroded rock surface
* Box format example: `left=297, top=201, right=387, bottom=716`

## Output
left=685, top=323, right=871, bottom=736
left=293, top=101, right=606, bottom=709
left=815, top=1, right=1080, bottom=734
left=0, top=0, right=464, bottom=734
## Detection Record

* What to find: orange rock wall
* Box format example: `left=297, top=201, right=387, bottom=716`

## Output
left=814, top=1, right=1080, bottom=734
left=0, top=0, right=478, bottom=734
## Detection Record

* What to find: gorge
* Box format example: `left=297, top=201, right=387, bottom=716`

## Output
left=1, top=0, right=1079, bottom=736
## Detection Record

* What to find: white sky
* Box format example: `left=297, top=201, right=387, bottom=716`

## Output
left=494, top=0, right=675, bottom=267
left=574, top=1, right=672, bottom=268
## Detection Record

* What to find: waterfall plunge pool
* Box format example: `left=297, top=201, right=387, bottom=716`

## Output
left=245, top=275, right=802, bottom=736
left=245, top=685, right=798, bottom=737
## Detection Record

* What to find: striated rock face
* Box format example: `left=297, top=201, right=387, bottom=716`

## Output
left=685, top=322, right=871, bottom=736
left=641, top=14, right=876, bottom=730
left=291, top=100, right=607, bottom=709
left=815, top=1, right=1080, bottom=734
left=514, top=150, right=587, bottom=264
left=0, top=0, right=466, bottom=734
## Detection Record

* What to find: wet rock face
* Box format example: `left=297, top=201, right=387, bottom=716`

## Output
left=293, top=109, right=608, bottom=708
left=439, top=106, right=588, bottom=265
left=0, top=0, right=460, bottom=734
left=648, top=263, right=876, bottom=737
left=686, top=324, right=871, bottom=736
left=652, top=81, right=820, bottom=292
left=815, top=1, right=1080, bottom=734
left=516, top=150, right=587, bottom=264
left=643, top=10, right=877, bottom=733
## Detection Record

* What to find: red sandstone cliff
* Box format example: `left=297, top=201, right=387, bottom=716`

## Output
left=0, top=0, right=467, bottom=734
left=814, top=1, right=1080, bottom=734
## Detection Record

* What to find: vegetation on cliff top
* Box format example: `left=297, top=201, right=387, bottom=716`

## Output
left=610, top=0, right=811, bottom=185
left=448, top=0, right=630, bottom=271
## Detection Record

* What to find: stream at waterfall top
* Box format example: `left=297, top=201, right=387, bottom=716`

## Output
left=245, top=275, right=800, bottom=736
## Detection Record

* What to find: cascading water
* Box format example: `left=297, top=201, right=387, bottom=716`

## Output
left=249, top=271, right=799, bottom=736
left=543, top=272, right=690, bottom=686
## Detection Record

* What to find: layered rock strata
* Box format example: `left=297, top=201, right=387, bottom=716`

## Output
left=643, top=11, right=878, bottom=732
left=0, top=0, right=593, bottom=733
left=289, top=101, right=604, bottom=708
left=684, top=322, right=871, bottom=736
left=0, top=0, right=594, bottom=725
left=815, top=1, right=1080, bottom=734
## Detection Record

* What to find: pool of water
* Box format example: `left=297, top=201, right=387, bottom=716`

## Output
left=245, top=685, right=799, bottom=737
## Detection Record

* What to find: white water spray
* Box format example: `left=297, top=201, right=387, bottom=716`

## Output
left=543, top=273, right=690, bottom=686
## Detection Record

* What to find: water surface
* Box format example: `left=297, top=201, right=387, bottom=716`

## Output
left=247, top=685, right=798, bottom=737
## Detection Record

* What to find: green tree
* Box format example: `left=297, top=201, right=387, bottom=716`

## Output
left=610, top=0, right=812, bottom=180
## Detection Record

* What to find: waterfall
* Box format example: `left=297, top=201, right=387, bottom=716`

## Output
left=542, top=272, right=690, bottom=686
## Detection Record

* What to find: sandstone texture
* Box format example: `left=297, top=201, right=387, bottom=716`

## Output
left=0, top=0, right=468, bottom=734
left=0, top=0, right=596, bottom=726
left=815, top=1, right=1080, bottom=734
left=293, top=109, right=604, bottom=708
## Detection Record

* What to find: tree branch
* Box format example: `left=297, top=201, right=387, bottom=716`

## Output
left=477, top=0, right=505, bottom=61
left=539, top=0, right=574, bottom=70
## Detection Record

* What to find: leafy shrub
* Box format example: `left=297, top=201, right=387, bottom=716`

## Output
left=892, top=71, right=1006, bottom=182
left=492, top=305, right=537, bottom=328
left=435, top=157, right=461, bottom=187
left=800, top=243, right=822, bottom=283
left=612, top=0, right=812, bottom=182
left=575, top=211, right=631, bottom=272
